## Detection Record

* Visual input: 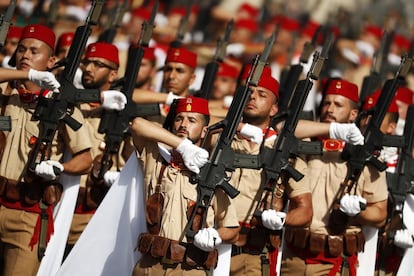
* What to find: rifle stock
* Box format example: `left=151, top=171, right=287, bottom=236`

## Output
left=97, top=0, right=128, bottom=43
left=182, top=32, right=277, bottom=241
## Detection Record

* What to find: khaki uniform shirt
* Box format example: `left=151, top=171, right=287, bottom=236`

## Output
left=307, top=151, right=388, bottom=235
left=138, top=140, right=238, bottom=242
left=0, top=88, right=92, bottom=181
left=230, top=134, right=310, bottom=223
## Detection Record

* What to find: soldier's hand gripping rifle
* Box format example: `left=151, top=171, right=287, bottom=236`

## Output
left=253, top=33, right=333, bottom=219
left=181, top=32, right=277, bottom=241
left=27, top=0, right=105, bottom=174
left=97, top=0, right=129, bottom=43
left=328, top=54, right=413, bottom=235
left=93, top=2, right=158, bottom=180
left=195, top=19, right=233, bottom=99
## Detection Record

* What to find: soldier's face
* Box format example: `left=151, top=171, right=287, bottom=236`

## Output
left=243, top=86, right=278, bottom=124
left=162, top=62, right=195, bottom=96
left=172, top=112, right=207, bottom=145
left=81, top=57, right=117, bottom=89
left=212, top=76, right=237, bottom=100
left=15, top=38, right=55, bottom=71
left=320, top=94, right=358, bottom=123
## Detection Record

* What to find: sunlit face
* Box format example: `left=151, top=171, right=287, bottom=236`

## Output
left=212, top=76, right=237, bottom=100
left=320, top=94, right=358, bottom=123
left=243, top=86, right=278, bottom=125
left=15, top=38, right=55, bottom=71
left=136, top=58, right=155, bottom=88
left=81, top=57, right=118, bottom=90
left=172, top=112, right=207, bottom=145
left=162, top=62, right=195, bottom=96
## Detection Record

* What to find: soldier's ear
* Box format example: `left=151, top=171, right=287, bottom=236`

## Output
left=270, top=103, right=278, bottom=117
left=349, top=108, right=358, bottom=122
left=47, top=56, right=57, bottom=70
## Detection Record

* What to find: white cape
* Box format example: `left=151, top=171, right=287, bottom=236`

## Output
left=37, top=172, right=80, bottom=276
left=356, top=226, right=378, bottom=276
left=397, top=194, right=414, bottom=276
left=56, top=153, right=145, bottom=276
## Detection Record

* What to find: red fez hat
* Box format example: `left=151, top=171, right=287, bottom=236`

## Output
left=57, top=32, right=74, bottom=49
left=132, top=7, right=152, bottom=20
left=301, top=20, right=320, bottom=38
left=85, top=42, right=119, bottom=66
left=235, top=18, right=258, bottom=32
left=324, top=79, right=359, bottom=103
left=6, top=26, right=23, bottom=40
left=273, top=16, right=300, bottom=32
left=238, top=3, right=259, bottom=17
left=217, top=62, right=239, bottom=79
left=169, top=5, right=199, bottom=17
left=395, top=86, right=414, bottom=104
left=362, top=90, right=398, bottom=113
left=364, top=25, right=383, bottom=40
left=143, top=47, right=156, bottom=61
left=241, top=65, right=279, bottom=98
left=393, top=34, right=411, bottom=52
left=240, top=64, right=272, bottom=80
left=165, top=47, right=197, bottom=68
left=175, top=96, right=209, bottom=115
left=20, top=24, right=56, bottom=51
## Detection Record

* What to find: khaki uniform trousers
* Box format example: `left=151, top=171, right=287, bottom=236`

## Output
left=0, top=205, right=39, bottom=276
left=133, top=253, right=209, bottom=276
left=281, top=246, right=340, bottom=276
left=230, top=253, right=261, bottom=276
left=67, top=213, right=94, bottom=245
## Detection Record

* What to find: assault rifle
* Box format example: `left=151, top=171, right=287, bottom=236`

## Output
left=27, top=0, right=105, bottom=173
left=196, top=19, right=233, bottom=99
left=328, top=54, right=413, bottom=235
left=359, top=30, right=394, bottom=109
left=378, top=104, right=414, bottom=274
left=181, top=31, right=277, bottom=241
left=95, top=1, right=158, bottom=179
left=253, top=33, right=333, bottom=217
left=0, top=0, right=17, bottom=52
left=97, top=0, right=128, bottom=43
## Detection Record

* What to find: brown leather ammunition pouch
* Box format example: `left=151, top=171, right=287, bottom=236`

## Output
left=137, top=233, right=218, bottom=269
left=146, top=193, right=164, bottom=234
left=286, top=228, right=365, bottom=257
left=0, top=176, right=62, bottom=206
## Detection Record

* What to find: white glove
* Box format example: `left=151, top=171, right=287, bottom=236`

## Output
left=240, top=123, right=263, bottom=144
left=223, top=96, right=233, bottom=109
left=355, top=40, right=375, bottom=58
left=329, top=123, right=364, bottom=145
left=175, top=138, right=209, bottom=174
left=261, top=209, right=286, bottom=230
left=101, top=90, right=127, bottom=111
left=394, top=229, right=414, bottom=249
left=226, top=43, right=245, bottom=57
left=28, top=69, right=61, bottom=92
left=103, top=171, right=120, bottom=187
left=339, top=194, right=367, bottom=216
left=34, top=160, right=64, bottom=181
left=193, top=227, right=222, bottom=252
left=65, top=5, right=89, bottom=21
left=165, top=91, right=182, bottom=105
